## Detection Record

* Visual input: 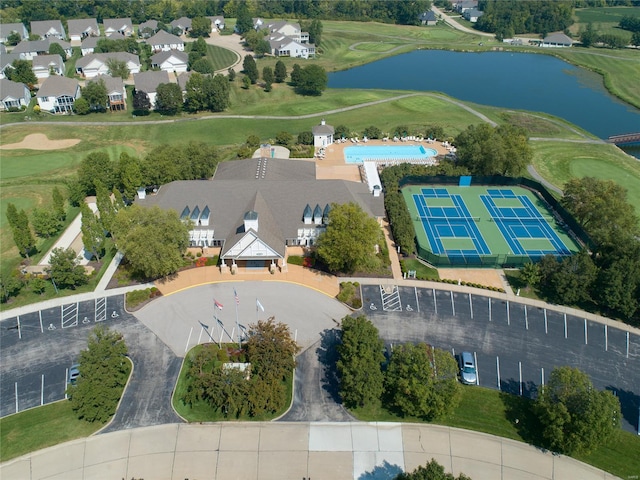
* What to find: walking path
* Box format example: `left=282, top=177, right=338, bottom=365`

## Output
left=0, top=422, right=618, bottom=480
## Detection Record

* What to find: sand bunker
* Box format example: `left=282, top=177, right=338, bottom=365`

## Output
left=1, top=133, right=81, bottom=150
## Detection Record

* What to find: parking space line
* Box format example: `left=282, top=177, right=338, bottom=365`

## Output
left=563, top=313, right=567, bottom=338
left=379, top=285, right=402, bottom=311
left=65, top=368, right=68, bottom=399
left=488, top=298, right=492, bottom=322
left=544, top=309, right=548, bottom=334
left=605, top=325, right=608, bottom=351
left=197, top=326, right=204, bottom=344
left=627, top=332, right=630, bottom=358
left=41, top=375, right=44, bottom=406
left=524, top=305, right=528, bottom=330
left=414, top=287, right=420, bottom=313
left=14, top=383, right=18, bottom=413
left=474, top=351, right=479, bottom=385
left=541, top=367, right=545, bottom=386
left=39, top=311, right=43, bottom=333
left=496, top=356, right=500, bottom=390
left=469, top=294, right=473, bottom=319
left=17, top=315, right=21, bottom=339
left=518, top=361, right=523, bottom=396
left=433, top=289, right=437, bottom=314
left=584, top=319, right=588, bottom=345
left=61, top=303, right=78, bottom=328
left=450, top=291, right=455, bottom=316
left=184, top=327, right=193, bottom=353
left=506, top=300, right=510, bottom=326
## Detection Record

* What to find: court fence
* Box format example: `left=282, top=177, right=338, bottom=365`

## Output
left=398, top=175, right=594, bottom=269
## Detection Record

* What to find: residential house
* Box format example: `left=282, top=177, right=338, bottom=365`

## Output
left=32, top=54, right=64, bottom=78
left=12, top=38, right=72, bottom=60
left=268, top=36, right=314, bottom=59
left=463, top=8, right=483, bottom=23
left=455, top=0, right=478, bottom=13
left=0, top=53, right=20, bottom=79
left=75, top=52, right=140, bottom=78
left=312, top=119, right=334, bottom=148
left=135, top=158, right=384, bottom=269
left=133, top=70, right=170, bottom=108
left=36, top=75, right=80, bottom=113
left=67, top=18, right=99, bottom=42
left=0, top=78, right=30, bottom=110
left=170, top=17, right=191, bottom=34
left=30, top=20, right=66, bottom=40
left=81, top=35, right=101, bottom=56
left=103, top=18, right=133, bottom=37
left=0, top=23, right=29, bottom=43
left=147, top=30, right=184, bottom=52
left=138, top=20, right=158, bottom=38
left=207, top=16, right=225, bottom=32
left=256, top=20, right=308, bottom=43
left=87, top=74, right=126, bottom=111
left=176, top=71, right=193, bottom=94
left=541, top=32, right=574, bottom=48
left=151, top=49, right=188, bottom=72
left=419, top=11, right=437, bottom=26
left=105, top=31, right=126, bottom=40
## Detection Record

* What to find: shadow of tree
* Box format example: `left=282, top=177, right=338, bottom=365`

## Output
left=358, top=460, right=403, bottom=480
left=606, top=385, right=639, bottom=432
left=316, top=328, right=343, bottom=403
left=500, top=379, right=545, bottom=447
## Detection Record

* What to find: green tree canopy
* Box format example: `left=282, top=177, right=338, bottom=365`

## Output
left=594, top=242, right=640, bottom=319
left=6, top=59, right=37, bottom=86
left=10, top=208, right=36, bottom=258
left=262, top=66, right=274, bottom=85
left=31, top=207, right=60, bottom=238
left=112, top=205, right=190, bottom=279
left=274, top=60, right=287, bottom=83
left=395, top=459, right=471, bottom=480
left=243, top=54, right=258, bottom=84
left=73, top=97, right=90, bottom=115
left=82, top=79, right=108, bottom=111
left=455, top=123, right=532, bottom=176
left=106, top=58, right=130, bottom=80
left=132, top=89, right=151, bottom=115
left=246, top=318, right=300, bottom=382
left=77, top=151, right=117, bottom=196
left=155, top=82, right=183, bottom=115
left=385, top=343, right=461, bottom=419
left=52, top=186, right=66, bottom=221
left=534, top=366, right=621, bottom=455
left=235, top=2, right=254, bottom=34
left=295, top=64, right=328, bottom=96
left=80, top=202, right=105, bottom=261
left=118, top=152, right=143, bottom=201
left=561, top=177, right=639, bottom=247
left=47, top=247, right=87, bottom=289
left=139, top=142, right=219, bottom=185
left=48, top=41, right=67, bottom=60
left=316, top=202, right=382, bottom=274
left=336, top=315, right=385, bottom=408
left=192, top=57, right=214, bottom=73
left=69, top=326, right=129, bottom=423
left=190, top=17, right=211, bottom=37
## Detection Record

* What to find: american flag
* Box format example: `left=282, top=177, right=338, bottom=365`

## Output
left=234, top=288, right=239, bottom=305
left=214, top=299, right=223, bottom=310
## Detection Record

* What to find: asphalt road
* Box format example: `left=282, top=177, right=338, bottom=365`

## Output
left=361, top=284, right=640, bottom=434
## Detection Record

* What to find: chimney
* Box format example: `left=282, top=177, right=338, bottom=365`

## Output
left=244, top=211, right=259, bottom=232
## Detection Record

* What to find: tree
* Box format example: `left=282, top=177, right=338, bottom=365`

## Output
left=246, top=135, right=261, bottom=148
left=580, top=22, right=598, bottom=48
left=317, top=202, right=382, bottom=274
left=243, top=54, right=258, bottom=84
left=363, top=126, right=382, bottom=139
left=275, top=131, right=293, bottom=147
left=6, top=59, right=37, bottom=86
left=82, top=79, right=108, bottom=111
left=154, top=82, right=183, bottom=115
left=95, top=182, right=117, bottom=235
left=190, top=17, right=211, bottom=37
left=6, top=202, right=20, bottom=230
left=47, top=247, right=87, bottom=289
left=11, top=208, right=36, bottom=258
left=77, top=152, right=117, bottom=196
left=132, top=89, right=151, bottom=115
left=290, top=63, right=302, bottom=86
left=31, top=207, right=60, bottom=238
left=106, top=58, right=130, bottom=80
left=632, top=31, right=640, bottom=47
left=73, top=97, right=90, bottom=115
left=295, top=64, right=327, bottom=96
left=30, top=277, right=47, bottom=295
left=540, top=251, right=597, bottom=306
left=235, top=2, right=254, bottom=34
left=519, top=261, right=541, bottom=288
left=454, top=123, right=532, bottom=176
left=191, top=36, right=208, bottom=56
left=534, top=366, right=620, bottom=455
left=6, top=31, right=21, bottom=46
left=262, top=66, right=274, bottom=85
left=69, top=326, right=129, bottom=423
left=594, top=242, right=640, bottom=319
left=118, top=152, right=143, bottom=201
left=80, top=202, right=105, bottom=261
left=337, top=315, right=385, bottom=408
left=52, top=186, right=66, bottom=221
left=192, top=57, right=214, bottom=73
left=297, top=131, right=313, bottom=145
left=246, top=318, right=300, bottom=382
left=184, top=71, right=205, bottom=112
left=112, top=205, right=190, bottom=279
left=242, top=75, right=251, bottom=89
left=307, top=19, right=323, bottom=47
left=395, top=459, right=471, bottom=480
left=274, top=60, right=287, bottom=83
left=203, top=74, right=230, bottom=112
left=228, top=68, right=236, bottom=81
left=385, top=343, right=461, bottom=419
left=334, top=124, right=350, bottom=140
left=561, top=177, right=639, bottom=247
left=0, top=273, right=23, bottom=303
left=48, top=41, right=67, bottom=61
left=254, top=38, right=271, bottom=57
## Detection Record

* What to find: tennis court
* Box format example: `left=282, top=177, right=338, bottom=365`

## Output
left=402, top=185, right=581, bottom=266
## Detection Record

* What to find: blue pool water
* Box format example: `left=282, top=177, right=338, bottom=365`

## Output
left=344, top=145, right=437, bottom=164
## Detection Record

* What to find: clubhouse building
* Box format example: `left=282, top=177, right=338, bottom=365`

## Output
left=136, top=157, right=384, bottom=273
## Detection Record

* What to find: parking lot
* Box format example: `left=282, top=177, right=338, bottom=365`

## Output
left=0, top=296, right=131, bottom=417
left=362, top=284, right=640, bottom=434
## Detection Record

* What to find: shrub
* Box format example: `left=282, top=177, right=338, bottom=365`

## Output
left=287, top=255, right=304, bottom=266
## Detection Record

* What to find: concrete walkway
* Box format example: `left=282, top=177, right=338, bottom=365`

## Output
left=0, top=422, right=619, bottom=480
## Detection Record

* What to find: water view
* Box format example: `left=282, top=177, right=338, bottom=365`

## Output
left=328, top=50, right=640, bottom=141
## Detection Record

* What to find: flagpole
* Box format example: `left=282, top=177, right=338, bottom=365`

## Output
left=213, top=303, right=221, bottom=347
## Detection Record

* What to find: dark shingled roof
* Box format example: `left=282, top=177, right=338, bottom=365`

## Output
left=213, top=157, right=316, bottom=181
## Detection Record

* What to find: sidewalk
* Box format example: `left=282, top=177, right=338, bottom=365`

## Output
left=0, top=422, right=618, bottom=480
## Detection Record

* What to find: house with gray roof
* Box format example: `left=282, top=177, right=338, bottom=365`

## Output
left=0, top=23, right=28, bottom=43
left=0, top=53, right=20, bottom=79
left=76, top=52, right=140, bottom=78
left=138, top=20, right=159, bottom=38
left=151, top=49, right=188, bottom=72
left=87, top=74, right=126, bottom=111
left=32, top=54, right=64, bottom=78
left=419, top=11, right=437, bottom=26
left=0, top=78, right=30, bottom=111
left=541, top=32, right=574, bottom=48
left=133, top=70, right=170, bottom=108
left=12, top=38, right=72, bottom=60
left=81, top=35, right=101, bottom=56
left=170, top=17, right=192, bottom=34
left=103, top=18, right=133, bottom=37
left=312, top=119, right=334, bottom=147
left=67, top=18, right=99, bottom=42
left=36, top=75, right=80, bottom=113
left=463, top=8, right=483, bottom=23
left=147, top=30, right=184, bottom=52
left=136, top=157, right=384, bottom=272
left=176, top=71, right=193, bottom=93
left=31, top=20, right=66, bottom=40
left=207, top=16, right=225, bottom=32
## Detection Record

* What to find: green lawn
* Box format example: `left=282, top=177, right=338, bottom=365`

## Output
left=0, top=401, right=102, bottom=462
left=400, top=258, right=439, bottom=280
left=206, top=43, right=239, bottom=71
left=571, top=6, right=637, bottom=39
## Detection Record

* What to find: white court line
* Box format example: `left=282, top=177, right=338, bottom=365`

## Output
left=184, top=327, right=193, bottom=353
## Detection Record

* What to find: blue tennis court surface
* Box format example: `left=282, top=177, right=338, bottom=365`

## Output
left=413, top=189, right=490, bottom=260
left=481, top=191, right=571, bottom=257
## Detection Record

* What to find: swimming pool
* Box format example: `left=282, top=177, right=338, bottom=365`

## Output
left=344, top=145, right=437, bottom=164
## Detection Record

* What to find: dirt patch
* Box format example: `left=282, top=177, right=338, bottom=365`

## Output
left=0, top=133, right=81, bottom=151
left=438, top=268, right=506, bottom=290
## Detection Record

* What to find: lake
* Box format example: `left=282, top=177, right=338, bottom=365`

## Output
left=328, top=50, right=640, bottom=141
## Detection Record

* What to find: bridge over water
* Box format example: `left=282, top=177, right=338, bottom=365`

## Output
left=608, top=132, right=640, bottom=146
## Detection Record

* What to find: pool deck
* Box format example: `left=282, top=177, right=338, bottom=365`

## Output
left=315, top=139, right=450, bottom=181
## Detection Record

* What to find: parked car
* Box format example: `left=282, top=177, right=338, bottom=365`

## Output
left=458, top=352, right=477, bottom=385
left=68, top=363, right=80, bottom=385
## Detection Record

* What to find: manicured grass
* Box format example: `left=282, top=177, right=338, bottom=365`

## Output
left=351, top=385, right=640, bottom=479
left=503, top=270, right=542, bottom=301
left=571, top=7, right=638, bottom=38
left=400, top=258, right=440, bottom=280
left=206, top=43, right=239, bottom=71
left=0, top=401, right=102, bottom=462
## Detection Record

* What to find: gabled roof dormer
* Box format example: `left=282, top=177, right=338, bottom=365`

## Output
left=313, top=204, right=323, bottom=225
left=200, top=205, right=211, bottom=226
left=180, top=206, right=190, bottom=220
left=303, top=204, right=312, bottom=224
